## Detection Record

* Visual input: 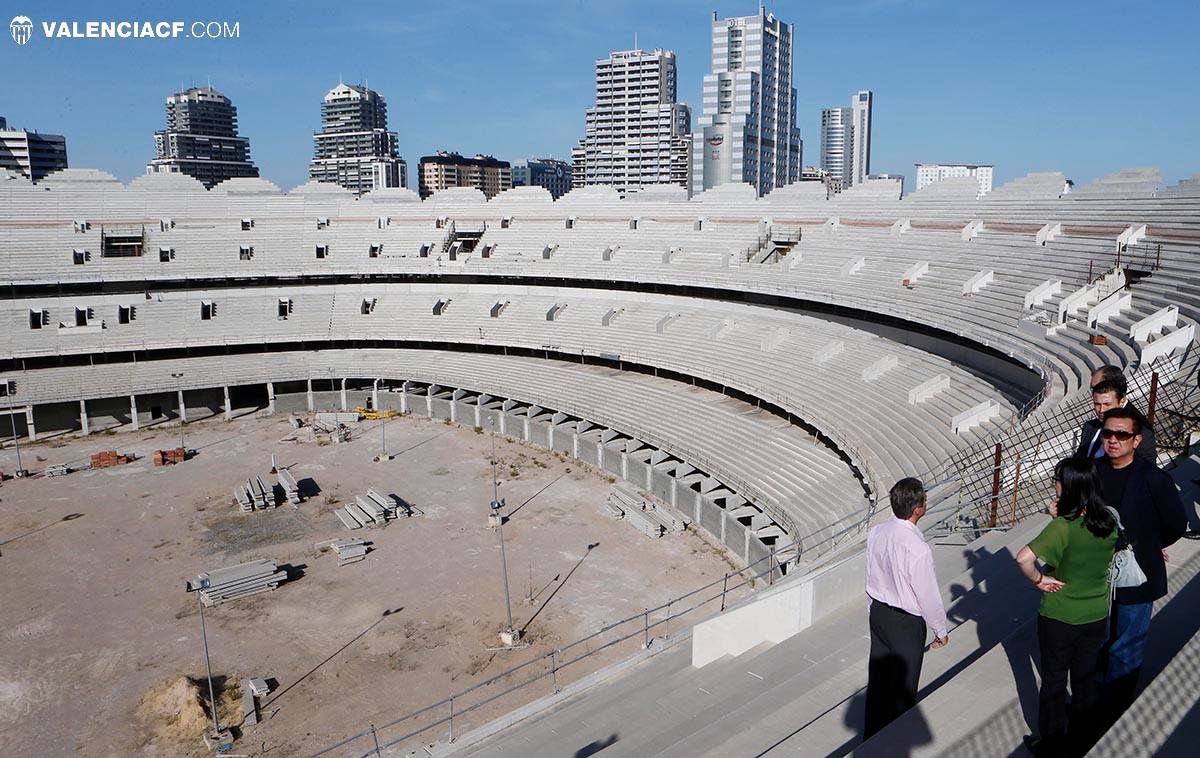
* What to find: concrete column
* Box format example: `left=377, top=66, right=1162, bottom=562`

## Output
left=176, top=389, right=187, bottom=423
left=130, top=395, right=140, bottom=431
left=79, top=399, right=90, bottom=436
left=425, top=387, right=432, bottom=416
left=372, top=379, right=379, bottom=412
left=223, top=386, right=232, bottom=421
left=267, top=382, right=277, bottom=414
left=474, top=402, right=481, bottom=428
left=498, top=410, right=507, bottom=436
left=306, top=379, right=314, bottom=412
left=340, top=378, right=348, bottom=412
left=399, top=384, right=409, bottom=414
left=24, top=406, right=36, bottom=442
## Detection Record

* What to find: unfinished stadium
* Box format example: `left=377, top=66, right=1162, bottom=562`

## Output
left=2, top=166, right=1199, bottom=756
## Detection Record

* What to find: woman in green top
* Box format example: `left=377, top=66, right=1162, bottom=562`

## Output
left=1017, top=457, right=1117, bottom=757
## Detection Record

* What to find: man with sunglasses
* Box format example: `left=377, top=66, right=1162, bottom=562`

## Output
left=1074, top=375, right=1156, bottom=462
left=1094, top=406, right=1186, bottom=726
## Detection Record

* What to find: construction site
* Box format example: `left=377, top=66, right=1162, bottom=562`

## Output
left=0, top=409, right=744, bottom=756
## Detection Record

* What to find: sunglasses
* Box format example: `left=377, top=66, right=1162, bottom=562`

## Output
left=1101, top=428, right=1138, bottom=441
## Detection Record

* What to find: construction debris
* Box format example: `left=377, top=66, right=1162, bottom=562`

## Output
left=187, top=559, right=288, bottom=606
left=606, top=484, right=689, bottom=539
left=355, top=405, right=398, bottom=421
left=277, top=469, right=303, bottom=504
left=44, top=463, right=71, bottom=477
left=315, top=537, right=372, bottom=566
left=315, top=411, right=360, bottom=425
left=152, top=447, right=188, bottom=466
left=333, top=489, right=411, bottom=530
left=90, top=450, right=133, bottom=468
left=234, top=475, right=274, bottom=512
left=312, top=419, right=351, bottom=443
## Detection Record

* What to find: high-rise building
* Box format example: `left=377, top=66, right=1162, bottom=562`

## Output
left=511, top=158, right=572, bottom=199
left=0, top=119, right=69, bottom=181
left=850, top=90, right=873, bottom=186
left=819, top=107, right=851, bottom=191
left=915, top=163, right=994, bottom=196
left=418, top=152, right=511, bottom=199
left=308, top=83, right=407, bottom=194
left=572, top=48, right=692, bottom=195
left=692, top=8, right=802, bottom=196
left=145, top=86, right=258, bottom=189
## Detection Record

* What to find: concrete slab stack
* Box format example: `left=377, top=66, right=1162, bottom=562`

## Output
left=189, top=559, right=288, bottom=606
left=234, top=475, right=274, bottom=512
left=277, top=469, right=303, bottom=504
left=334, top=489, right=408, bottom=530
left=315, top=537, right=372, bottom=566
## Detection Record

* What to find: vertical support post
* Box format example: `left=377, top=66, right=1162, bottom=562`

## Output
left=665, top=599, right=672, bottom=638
left=306, top=379, right=314, bottom=412
left=223, top=386, right=232, bottom=421
left=177, top=389, right=187, bottom=423
left=768, top=545, right=776, bottom=586
left=372, top=378, right=380, bottom=412
left=1009, top=455, right=1025, bottom=527
left=340, top=378, right=348, bottom=412
left=448, top=694, right=455, bottom=743
left=370, top=724, right=382, bottom=757
left=130, top=394, right=140, bottom=431
left=79, top=399, right=90, bottom=436
left=988, top=443, right=1004, bottom=529
left=24, top=406, right=36, bottom=442
left=550, top=650, right=559, bottom=693
left=1147, top=371, right=1160, bottom=426
left=266, top=382, right=276, bottom=414
left=720, top=573, right=729, bottom=612
left=643, top=609, right=650, bottom=648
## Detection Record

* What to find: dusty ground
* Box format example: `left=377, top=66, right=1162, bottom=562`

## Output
left=0, top=411, right=745, bottom=756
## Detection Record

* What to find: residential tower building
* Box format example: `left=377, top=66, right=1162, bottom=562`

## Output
left=572, top=48, right=691, bottom=195
left=309, top=83, right=407, bottom=194
left=145, top=86, right=258, bottom=189
left=691, top=8, right=802, bottom=196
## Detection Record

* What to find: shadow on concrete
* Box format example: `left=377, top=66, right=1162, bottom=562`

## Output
left=506, top=472, right=569, bottom=520
left=262, top=607, right=401, bottom=711
left=0, top=512, right=84, bottom=554
left=521, top=543, right=598, bottom=635
left=574, top=733, right=618, bottom=756
left=937, top=546, right=1040, bottom=729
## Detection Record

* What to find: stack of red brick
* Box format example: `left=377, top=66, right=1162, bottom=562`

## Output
left=90, top=450, right=132, bottom=469
left=152, top=447, right=188, bottom=466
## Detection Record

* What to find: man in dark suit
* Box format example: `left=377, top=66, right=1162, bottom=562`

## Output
left=1095, top=406, right=1187, bottom=724
left=1075, top=378, right=1156, bottom=462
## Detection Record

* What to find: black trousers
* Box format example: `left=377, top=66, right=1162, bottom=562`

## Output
left=864, top=601, right=927, bottom=739
left=1036, top=614, right=1108, bottom=756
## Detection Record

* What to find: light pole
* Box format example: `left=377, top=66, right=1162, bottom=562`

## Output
left=171, top=372, right=185, bottom=453
left=489, top=418, right=518, bottom=645
left=185, top=580, right=221, bottom=738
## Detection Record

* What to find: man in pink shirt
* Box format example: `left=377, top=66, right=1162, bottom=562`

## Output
left=863, top=477, right=950, bottom=738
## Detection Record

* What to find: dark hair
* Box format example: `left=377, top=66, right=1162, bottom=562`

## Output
left=1102, top=405, right=1143, bottom=435
left=890, top=477, right=926, bottom=519
left=1091, top=378, right=1127, bottom=399
left=1092, top=365, right=1126, bottom=394
left=1054, top=457, right=1115, bottom=538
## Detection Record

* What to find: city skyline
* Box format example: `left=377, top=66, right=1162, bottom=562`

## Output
left=4, top=0, right=1199, bottom=191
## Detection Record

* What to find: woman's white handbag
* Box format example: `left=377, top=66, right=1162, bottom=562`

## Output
left=1106, top=506, right=1148, bottom=589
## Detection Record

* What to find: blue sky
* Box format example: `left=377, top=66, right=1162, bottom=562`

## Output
left=3, top=0, right=1198, bottom=191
